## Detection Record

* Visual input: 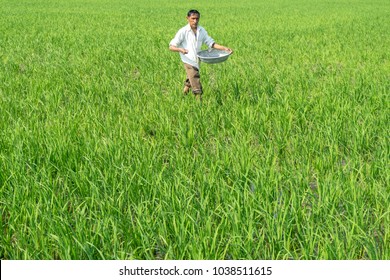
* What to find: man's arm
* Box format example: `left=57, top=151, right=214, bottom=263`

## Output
left=169, top=45, right=188, bottom=54
left=212, top=43, right=233, bottom=53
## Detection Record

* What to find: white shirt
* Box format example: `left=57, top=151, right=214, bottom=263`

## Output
left=169, top=24, right=215, bottom=69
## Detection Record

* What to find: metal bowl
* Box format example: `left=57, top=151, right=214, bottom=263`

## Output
left=197, top=49, right=231, bottom=64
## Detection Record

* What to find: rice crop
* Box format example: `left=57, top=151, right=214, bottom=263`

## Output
left=0, top=0, right=389, bottom=260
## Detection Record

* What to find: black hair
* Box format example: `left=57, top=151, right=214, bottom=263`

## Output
left=187, top=10, right=200, bottom=17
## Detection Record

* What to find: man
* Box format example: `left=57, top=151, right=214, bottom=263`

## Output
left=169, top=10, right=232, bottom=100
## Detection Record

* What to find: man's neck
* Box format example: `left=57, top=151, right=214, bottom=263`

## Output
left=190, top=25, right=198, bottom=33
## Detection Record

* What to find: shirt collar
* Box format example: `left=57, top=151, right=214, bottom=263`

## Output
left=185, top=24, right=199, bottom=32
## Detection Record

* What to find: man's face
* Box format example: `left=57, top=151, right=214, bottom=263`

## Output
left=187, top=13, right=200, bottom=30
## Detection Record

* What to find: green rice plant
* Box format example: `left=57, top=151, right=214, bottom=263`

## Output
left=0, top=0, right=389, bottom=260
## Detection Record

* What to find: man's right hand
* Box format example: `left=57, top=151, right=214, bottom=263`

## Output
left=169, top=45, right=188, bottom=54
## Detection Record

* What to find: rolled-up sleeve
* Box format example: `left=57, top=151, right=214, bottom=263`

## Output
left=169, top=30, right=183, bottom=47
left=202, top=30, right=215, bottom=48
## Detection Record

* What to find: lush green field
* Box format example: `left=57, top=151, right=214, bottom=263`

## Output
left=1, top=0, right=389, bottom=259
